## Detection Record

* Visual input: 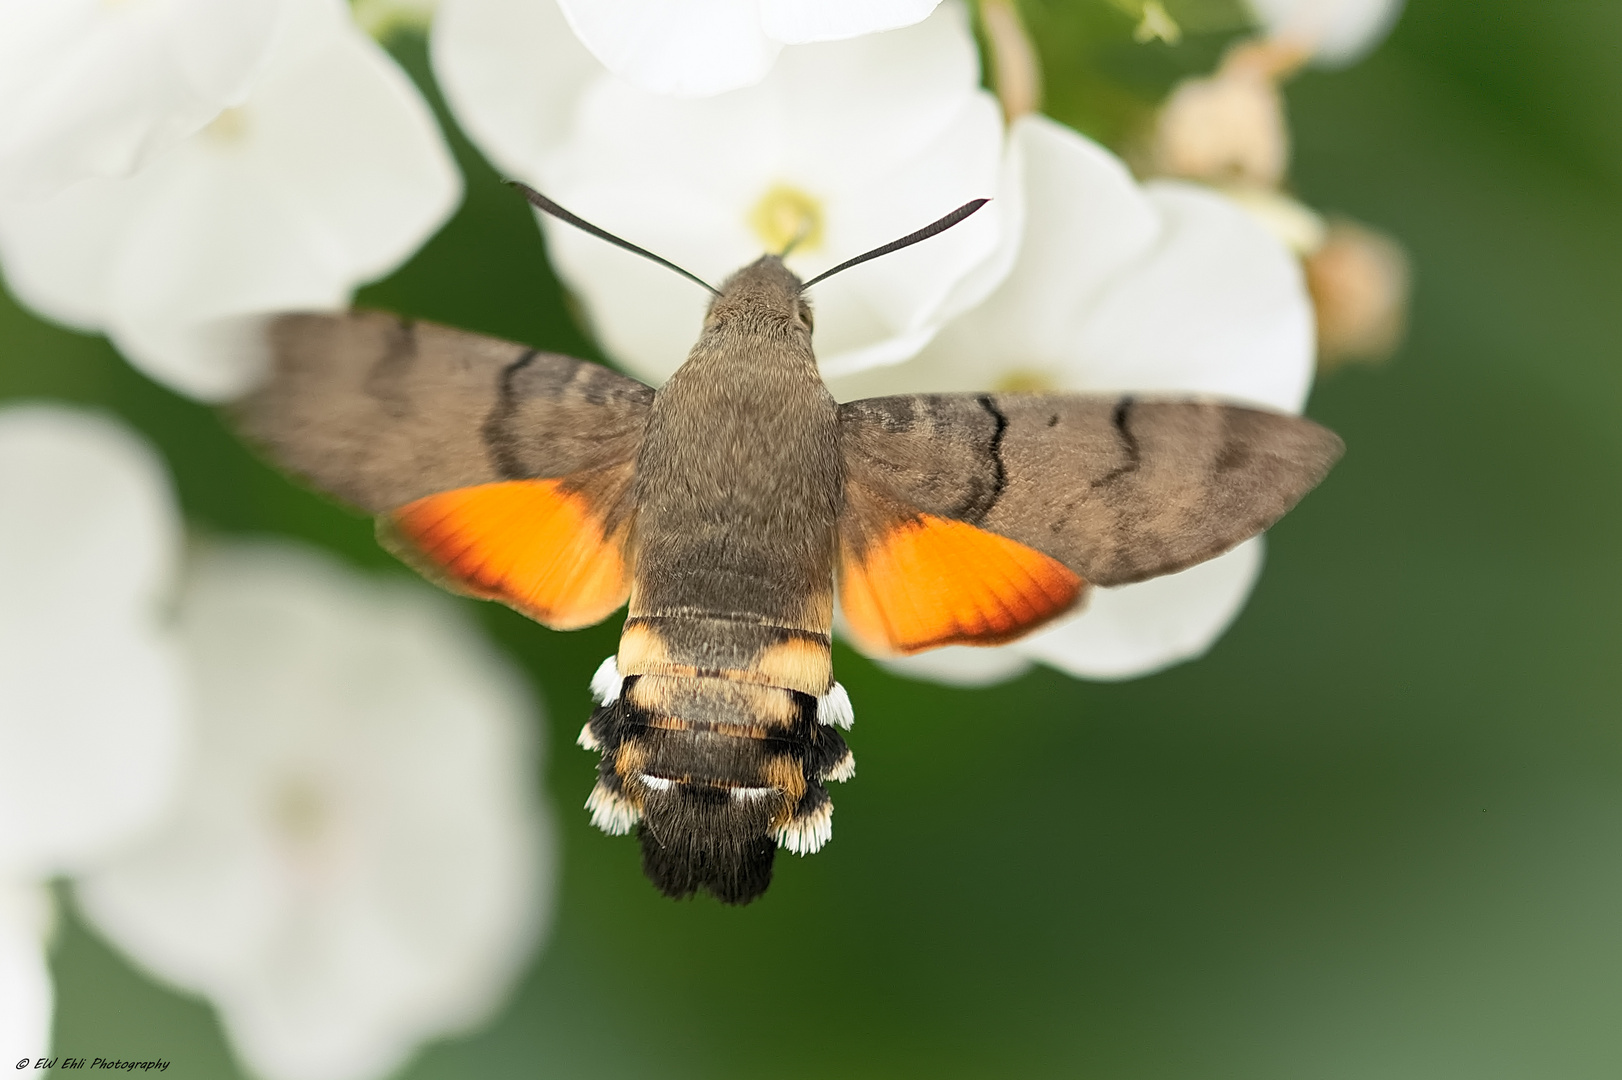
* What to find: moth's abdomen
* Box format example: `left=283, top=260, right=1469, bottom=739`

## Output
left=580, top=656, right=854, bottom=905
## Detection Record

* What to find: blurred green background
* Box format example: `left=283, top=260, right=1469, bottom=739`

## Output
left=6, top=0, right=1622, bottom=1075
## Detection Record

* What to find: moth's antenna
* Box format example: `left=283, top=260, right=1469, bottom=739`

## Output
left=800, top=199, right=990, bottom=290
left=509, top=181, right=721, bottom=296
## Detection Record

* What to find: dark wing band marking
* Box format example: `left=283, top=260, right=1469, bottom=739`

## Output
left=963, top=394, right=1009, bottom=524
left=236, top=311, right=653, bottom=513
left=482, top=348, right=541, bottom=478
left=1093, top=396, right=1141, bottom=488
left=362, top=317, right=419, bottom=420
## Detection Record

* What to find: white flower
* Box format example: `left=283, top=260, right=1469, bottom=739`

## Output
left=0, top=404, right=188, bottom=1063
left=0, top=406, right=186, bottom=878
left=435, top=0, right=1015, bottom=385
left=76, top=542, right=552, bottom=1080
left=553, top=0, right=944, bottom=97
left=0, top=881, right=53, bottom=1064
left=829, top=115, right=1314, bottom=685
left=1247, top=0, right=1405, bottom=66
left=0, top=0, right=285, bottom=200
left=0, top=0, right=461, bottom=402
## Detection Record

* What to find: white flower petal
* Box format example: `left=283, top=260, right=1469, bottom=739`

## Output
left=1016, top=538, right=1266, bottom=681
left=0, top=0, right=284, bottom=199
left=0, top=166, right=144, bottom=334
left=0, top=0, right=461, bottom=402
left=77, top=542, right=551, bottom=1080
left=0, top=406, right=185, bottom=878
left=765, top=3, right=983, bottom=179
left=759, top=0, right=942, bottom=44
left=0, top=881, right=52, bottom=1061
left=809, top=94, right=1009, bottom=376
left=557, top=0, right=779, bottom=97
left=540, top=3, right=1010, bottom=384
left=1067, top=180, right=1314, bottom=412
left=878, top=645, right=1035, bottom=687
left=1247, top=0, right=1405, bottom=66
left=431, top=0, right=599, bottom=183
left=551, top=0, right=946, bottom=94
left=1223, top=185, right=1327, bottom=255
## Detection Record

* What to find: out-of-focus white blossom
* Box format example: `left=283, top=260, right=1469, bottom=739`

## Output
left=0, top=405, right=188, bottom=1063
left=436, top=0, right=1015, bottom=384
left=831, top=116, right=1314, bottom=685
left=77, top=542, right=551, bottom=1080
left=1247, top=0, right=1405, bottom=66
left=0, top=0, right=461, bottom=402
left=553, top=0, right=943, bottom=96
left=0, top=0, right=285, bottom=200
left=0, top=406, right=186, bottom=878
left=0, top=881, right=53, bottom=1063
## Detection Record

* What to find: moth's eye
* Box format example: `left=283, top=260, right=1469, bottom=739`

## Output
left=798, top=301, right=814, bottom=330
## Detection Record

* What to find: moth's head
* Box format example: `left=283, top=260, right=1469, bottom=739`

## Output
left=705, top=255, right=813, bottom=335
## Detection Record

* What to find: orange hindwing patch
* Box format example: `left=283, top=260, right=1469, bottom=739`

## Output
left=387, top=478, right=631, bottom=630
left=839, top=514, right=1084, bottom=656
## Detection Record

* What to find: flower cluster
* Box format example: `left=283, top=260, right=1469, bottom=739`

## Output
left=0, top=407, right=550, bottom=1080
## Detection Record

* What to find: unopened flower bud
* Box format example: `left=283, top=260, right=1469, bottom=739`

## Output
left=1150, top=63, right=1288, bottom=187
left=1304, top=218, right=1411, bottom=370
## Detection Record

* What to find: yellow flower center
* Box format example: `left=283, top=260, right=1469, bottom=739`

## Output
left=748, top=183, right=824, bottom=256
left=204, top=107, right=249, bottom=145
left=993, top=369, right=1057, bottom=392
left=273, top=775, right=330, bottom=847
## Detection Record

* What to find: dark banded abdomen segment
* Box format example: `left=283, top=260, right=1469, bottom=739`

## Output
left=582, top=672, right=853, bottom=905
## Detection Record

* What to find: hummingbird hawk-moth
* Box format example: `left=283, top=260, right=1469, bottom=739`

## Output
left=236, top=187, right=1341, bottom=905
